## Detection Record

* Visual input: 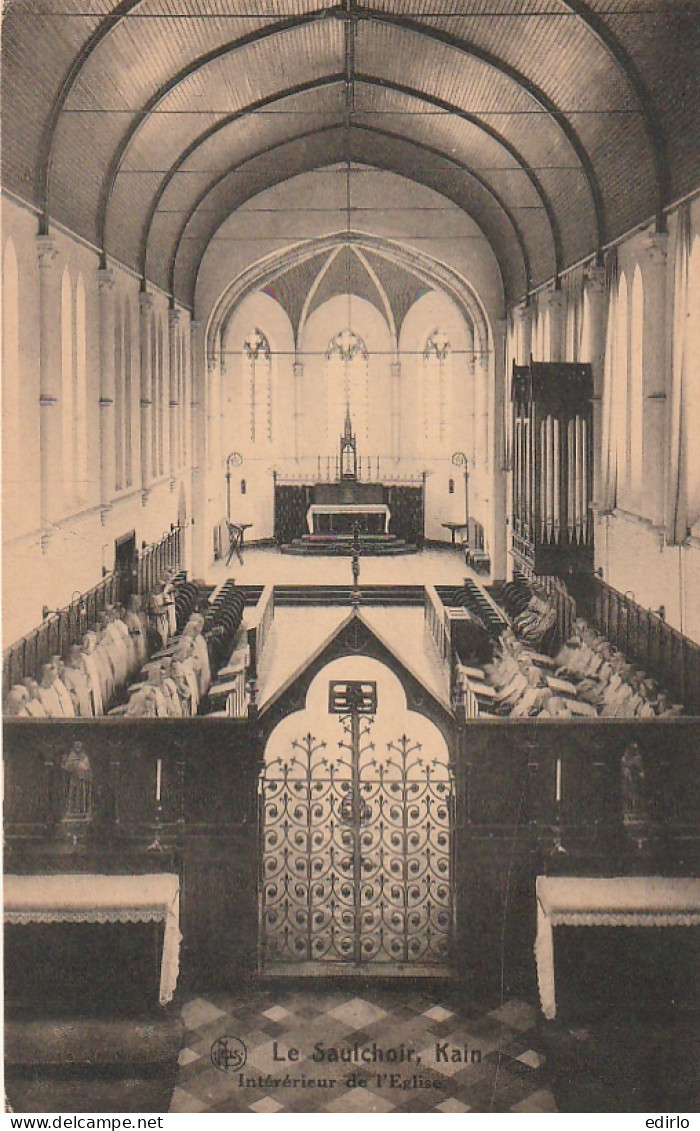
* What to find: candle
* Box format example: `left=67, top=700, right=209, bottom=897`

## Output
left=156, top=758, right=162, bottom=803
left=555, top=758, right=562, bottom=804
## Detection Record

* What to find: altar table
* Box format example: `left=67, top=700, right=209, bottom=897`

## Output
left=534, top=875, right=700, bottom=1019
left=4, top=873, right=181, bottom=1006
left=306, top=503, right=391, bottom=534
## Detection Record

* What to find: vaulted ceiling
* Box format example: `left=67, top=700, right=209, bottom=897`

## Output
left=3, top=0, right=698, bottom=309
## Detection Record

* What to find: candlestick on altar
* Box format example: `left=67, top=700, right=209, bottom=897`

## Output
left=155, top=758, right=162, bottom=802
left=555, top=758, right=562, bottom=804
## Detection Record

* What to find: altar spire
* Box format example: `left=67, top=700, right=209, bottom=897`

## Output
left=340, top=406, right=358, bottom=480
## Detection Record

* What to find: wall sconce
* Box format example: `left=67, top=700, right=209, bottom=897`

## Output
left=595, top=567, right=604, bottom=578
left=240, top=479, right=247, bottom=495
left=448, top=478, right=455, bottom=494
left=653, top=605, right=666, bottom=621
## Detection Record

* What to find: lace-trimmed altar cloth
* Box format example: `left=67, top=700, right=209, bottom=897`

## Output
left=535, top=875, right=700, bottom=1020
left=4, top=874, right=181, bottom=1006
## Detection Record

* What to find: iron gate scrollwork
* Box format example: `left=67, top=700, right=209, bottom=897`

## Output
left=259, top=696, right=453, bottom=972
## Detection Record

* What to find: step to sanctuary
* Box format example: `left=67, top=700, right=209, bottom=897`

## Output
left=281, top=533, right=418, bottom=556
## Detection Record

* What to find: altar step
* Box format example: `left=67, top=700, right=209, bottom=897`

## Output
left=272, top=585, right=426, bottom=606
left=281, top=533, right=418, bottom=556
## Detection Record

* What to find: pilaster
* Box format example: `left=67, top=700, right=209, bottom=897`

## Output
left=139, top=291, right=154, bottom=506
left=515, top=300, right=533, bottom=365
left=390, top=360, right=402, bottom=460
left=37, top=237, right=62, bottom=540
left=293, top=360, right=304, bottom=460
left=640, top=232, right=669, bottom=527
left=545, top=286, right=565, bottom=363
left=584, top=263, right=607, bottom=511
left=97, top=267, right=116, bottom=523
left=168, top=307, right=180, bottom=485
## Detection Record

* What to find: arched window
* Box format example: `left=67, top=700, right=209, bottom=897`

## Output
left=244, top=328, right=272, bottom=443
left=613, top=272, right=629, bottom=507
left=423, top=328, right=452, bottom=449
left=75, top=274, right=88, bottom=503
left=326, top=329, right=368, bottom=446
left=629, top=265, right=644, bottom=507
left=61, top=267, right=74, bottom=499
left=2, top=240, right=20, bottom=498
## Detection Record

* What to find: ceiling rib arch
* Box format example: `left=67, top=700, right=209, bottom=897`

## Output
left=39, top=0, right=664, bottom=249
left=210, top=231, right=492, bottom=364
left=97, top=16, right=593, bottom=266
left=360, top=10, right=606, bottom=250
left=163, top=121, right=534, bottom=308
left=549, top=0, right=670, bottom=226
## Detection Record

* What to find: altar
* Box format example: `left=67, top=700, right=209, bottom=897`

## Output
left=274, top=410, right=424, bottom=553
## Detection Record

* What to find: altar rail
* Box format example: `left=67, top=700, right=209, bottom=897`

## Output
left=2, top=572, right=120, bottom=699
left=578, top=577, right=700, bottom=716
left=136, top=524, right=184, bottom=596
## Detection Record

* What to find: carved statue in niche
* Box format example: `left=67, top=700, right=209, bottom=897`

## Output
left=620, top=740, right=652, bottom=849
left=61, top=740, right=93, bottom=841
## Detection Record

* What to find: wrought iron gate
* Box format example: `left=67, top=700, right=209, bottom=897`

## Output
left=259, top=682, right=453, bottom=973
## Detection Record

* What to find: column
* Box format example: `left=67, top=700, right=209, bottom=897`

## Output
left=546, top=286, right=565, bottom=363
left=98, top=267, right=116, bottom=522
left=293, top=359, right=303, bottom=460
left=584, top=264, right=607, bottom=512
left=139, top=291, right=154, bottom=505
left=37, top=237, right=62, bottom=540
left=391, top=360, right=401, bottom=461
left=640, top=232, right=669, bottom=528
left=168, top=308, right=180, bottom=486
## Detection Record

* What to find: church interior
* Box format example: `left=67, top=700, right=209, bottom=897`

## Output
left=2, top=0, right=700, bottom=1115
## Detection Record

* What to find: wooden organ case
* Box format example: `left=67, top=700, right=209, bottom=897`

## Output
left=511, top=360, right=593, bottom=576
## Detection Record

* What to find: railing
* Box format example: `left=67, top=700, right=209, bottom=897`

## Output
left=136, top=524, right=184, bottom=595
left=424, top=584, right=450, bottom=665
left=247, top=584, right=275, bottom=679
left=274, top=457, right=424, bottom=486
left=2, top=573, right=119, bottom=698
left=582, top=578, right=700, bottom=715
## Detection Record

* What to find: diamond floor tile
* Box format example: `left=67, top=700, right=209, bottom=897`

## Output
left=180, top=997, right=229, bottom=1031
left=169, top=985, right=559, bottom=1113
left=327, top=996, right=388, bottom=1029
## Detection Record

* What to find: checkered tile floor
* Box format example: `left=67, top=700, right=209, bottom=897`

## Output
left=170, top=985, right=558, bottom=1113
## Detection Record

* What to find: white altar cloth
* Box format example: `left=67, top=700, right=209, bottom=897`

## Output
left=534, top=875, right=700, bottom=1019
left=4, top=873, right=181, bottom=1006
left=306, top=503, right=391, bottom=534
